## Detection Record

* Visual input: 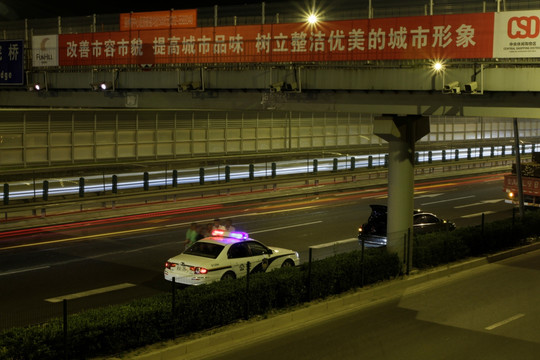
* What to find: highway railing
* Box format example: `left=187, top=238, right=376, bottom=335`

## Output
left=0, top=155, right=520, bottom=230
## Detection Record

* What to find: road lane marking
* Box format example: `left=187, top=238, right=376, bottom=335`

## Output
left=310, top=238, right=357, bottom=249
left=415, top=183, right=458, bottom=191
left=0, top=266, right=51, bottom=277
left=245, top=205, right=321, bottom=216
left=249, top=221, right=323, bottom=234
left=485, top=313, right=525, bottom=330
left=461, top=211, right=495, bottom=218
left=0, top=226, right=164, bottom=251
left=45, top=283, right=136, bottom=303
left=455, top=199, right=504, bottom=209
left=414, top=193, right=443, bottom=200
left=420, top=195, right=475, bottom=206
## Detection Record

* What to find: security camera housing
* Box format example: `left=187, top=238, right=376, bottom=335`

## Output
left=443, top=81, right=459, bottom=91
left=464, top=82, right=478, bottom=93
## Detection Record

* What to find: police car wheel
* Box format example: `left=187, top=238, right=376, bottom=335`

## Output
left=221, top=271, right=236, bottom=281
left=281, top=259, right=294, bottom=268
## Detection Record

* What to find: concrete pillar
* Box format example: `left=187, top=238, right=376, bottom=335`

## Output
left=374, top=115, right=430, bottom=273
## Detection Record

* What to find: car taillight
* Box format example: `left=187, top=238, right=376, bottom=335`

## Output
left=190, top=266, right=208, bottom=274
left=165, top=261, right=177, bottom=269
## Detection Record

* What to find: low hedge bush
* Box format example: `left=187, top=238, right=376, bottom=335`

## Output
left=413, top=209, right=540, bottom=269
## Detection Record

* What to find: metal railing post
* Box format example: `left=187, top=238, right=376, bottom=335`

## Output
left=3, top=183, right=8, bottom=205
left=199, top=168, right=205, bottom=185
left=307, top=248, right=313, bottom=301
left=172, top=170, right=178, bottom=188
left=112, top=175, right=118, bottom=194
left=360, top=237, right=365, bottom=287
left=245, top=261, right=251, bottom=319
left=143, top=172, right=149, bottom=191
left=79, top=177, right=85, bottom=197
left=249, top=164, right=255, bottom=180
left=63, top=299, right=68, bottom=360
left=171, top=277, right=176, bottom=338
left=225, top=166, right=230, bottom=182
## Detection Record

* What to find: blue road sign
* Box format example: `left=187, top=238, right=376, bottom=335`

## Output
left=0, top=40, right=24, bottom=85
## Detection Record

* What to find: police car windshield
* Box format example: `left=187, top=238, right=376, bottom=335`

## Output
left=184, top=242, right=224, bottom=259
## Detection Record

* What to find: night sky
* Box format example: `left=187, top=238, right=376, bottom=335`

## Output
left=0, top=0, right=274, bottom=20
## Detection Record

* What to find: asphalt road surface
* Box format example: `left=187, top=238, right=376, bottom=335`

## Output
left=0, top=173, right=512, bottom=328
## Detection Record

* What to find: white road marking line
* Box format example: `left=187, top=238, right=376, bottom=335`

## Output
left=415, top=193, right=443, bottom=200
left=0, top=266, right=51, bottom=277
left=249, top=221, right=323, bottom=234
left=45, top=283, right=136, bottom=303
left=461, top=211, right=495, bottom=218
left=245, top=206, right=321, bottom=216
left=420, top=195, right=475, bottom=206
left=362, top=195, right=388, bottom=200
left=310, top=238, right=357, bottom=249
left=455, top=199, right=504, bottom=209
left=485, top=313, right=525, bottom=330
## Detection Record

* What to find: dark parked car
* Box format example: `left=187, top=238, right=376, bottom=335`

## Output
left=358, top=205, right=456, bottom=246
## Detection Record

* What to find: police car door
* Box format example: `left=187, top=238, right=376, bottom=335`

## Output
left=245, top=241, right=272, bottom=273
left=227, top=242, right=251, bottom=277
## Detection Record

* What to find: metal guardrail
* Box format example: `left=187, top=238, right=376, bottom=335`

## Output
left=0, top=156, right=518, bottom=229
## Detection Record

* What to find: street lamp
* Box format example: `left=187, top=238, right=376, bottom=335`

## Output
left=431, top=60, right=445, bottom=73
left=90, top=81, right=114, bottom=91
left=27, top=83, right=43, bottom=92
left=307, top=13, right=318, bottom=24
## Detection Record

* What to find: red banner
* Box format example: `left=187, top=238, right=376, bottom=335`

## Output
left=120, top=10, right=197, bottom=30
left=59, top=12, right=494, bottom=66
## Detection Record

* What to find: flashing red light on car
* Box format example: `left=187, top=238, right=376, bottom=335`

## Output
left=165, top=261, right=177, bottom=269
left=212, top=229, right=225, bottom=236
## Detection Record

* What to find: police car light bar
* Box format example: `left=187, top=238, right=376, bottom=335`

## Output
left=211, top=229, right=248, bottom=240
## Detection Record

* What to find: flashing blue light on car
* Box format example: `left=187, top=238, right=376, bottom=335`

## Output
left=211, top=229, right=248, bottom=240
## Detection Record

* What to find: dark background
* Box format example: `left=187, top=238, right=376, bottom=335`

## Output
left=0, top=0, right=279, bottom=20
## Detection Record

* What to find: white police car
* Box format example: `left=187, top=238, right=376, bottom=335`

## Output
left=164, top=229, right=300, bottom=285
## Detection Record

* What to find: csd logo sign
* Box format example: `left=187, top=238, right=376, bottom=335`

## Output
left=508, top=16, right=540, bottom=39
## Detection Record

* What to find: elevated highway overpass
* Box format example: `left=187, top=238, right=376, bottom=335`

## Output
left=0, top=0, right=539, bottom=116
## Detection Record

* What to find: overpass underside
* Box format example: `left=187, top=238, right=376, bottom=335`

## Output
left=9, top=63, right=540, bottom=118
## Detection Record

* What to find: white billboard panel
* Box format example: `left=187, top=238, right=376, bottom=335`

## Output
left=32, top=35, right=58, bottom=67
left=493, top=10, right=540, bottom=58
